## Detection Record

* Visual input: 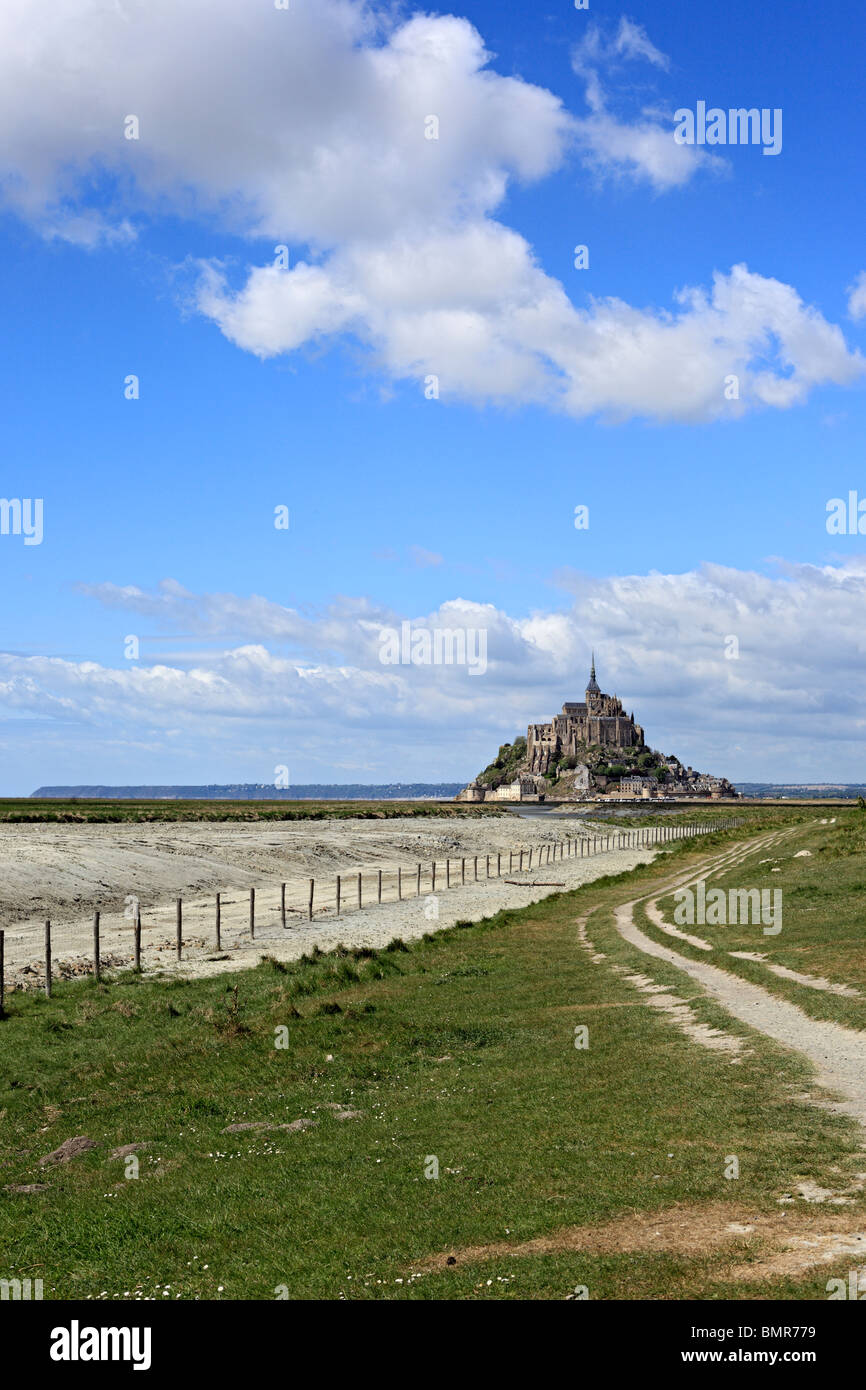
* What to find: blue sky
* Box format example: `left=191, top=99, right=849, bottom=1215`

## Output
left=1, top=0, right=865, bottom=791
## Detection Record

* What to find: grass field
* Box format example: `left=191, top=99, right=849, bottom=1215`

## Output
left=2, top=807, right=865, bottom=1301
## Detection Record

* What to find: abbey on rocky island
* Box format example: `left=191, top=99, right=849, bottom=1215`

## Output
left=457, top=657, right=738, bottom=803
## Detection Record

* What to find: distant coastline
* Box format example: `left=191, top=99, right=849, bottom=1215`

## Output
left=29, top=783, right=464, bottom=801
left=735, top=784, right=866, bottom=799
left=27, top=781, right=866, bottom=802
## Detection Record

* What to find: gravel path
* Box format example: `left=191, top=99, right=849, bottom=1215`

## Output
left=610, top=829, right=866, bottom=1129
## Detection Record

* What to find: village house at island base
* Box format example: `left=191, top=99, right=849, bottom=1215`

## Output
left=457, top=658, right=738, bottom=804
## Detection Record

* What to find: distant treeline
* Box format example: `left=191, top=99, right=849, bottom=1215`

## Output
left=30, top=783, right=464, bottom=801
left=736, top=784, right=866, bottom=799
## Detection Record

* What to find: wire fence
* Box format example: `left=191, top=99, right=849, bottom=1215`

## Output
left=0, top=819, right=742, bottom=1007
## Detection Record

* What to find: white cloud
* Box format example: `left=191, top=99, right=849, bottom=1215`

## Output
left=569, top=17, right=716, bottom=191
left=614, top=19, right=671, bottom=70
left=14, top=561, right=866, bottom=783
left=0, top=1, right=568, bottom=246
left=0, top=1, right=859, bottom=421
left=572, top=112, right=719, bottom=190
left=202, top=244, right=864, bottom=421
left=572, top=17, right=670, bottom=110
left=848, top=271, right=866, bottom=320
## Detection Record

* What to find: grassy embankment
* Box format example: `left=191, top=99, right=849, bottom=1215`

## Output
left=2, top=807, right=864, bottom=1301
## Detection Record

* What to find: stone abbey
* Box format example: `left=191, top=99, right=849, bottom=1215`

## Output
left=458, top=656, right=737, bottom=803
left=526, top=656, right=643, bottom=775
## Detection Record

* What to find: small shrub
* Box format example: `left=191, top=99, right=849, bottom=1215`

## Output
left=213, top=985, right=250, bottom=1038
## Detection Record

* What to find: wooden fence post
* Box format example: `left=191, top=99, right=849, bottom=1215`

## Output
left=0, top=929, right=5, bottom=1015
left=497, top=852, right=501, bottom=877
left=93, top=911, right=100, bottom=981
left=417, top=864, right=422, bottom=897
left=432, top=861, right=436, bottom=892
left=249, top=887, right=255, bottom=940
left=461, top=858, right=465, bottom=884
left=176, top=897, right=183, bottom=961
left=309, top=879, right=315, bottom=921
left=357, top=872, right=362, bottom=910
left=215, top=893, right=221, bottom=949
left=134, top=903, right=142, bottom=971
left=474, top=855, right=478, bottom=881
left=336, top=875, right=341, bottom=917
left=281, top=882, right=287, bottom=928
left=378, top=870, right=383, bottom=904
left=44, top=921, right=51, bottom=997
left=398, top=867, right=402, bottom=901
left=446, top=859, right=451, bottom=889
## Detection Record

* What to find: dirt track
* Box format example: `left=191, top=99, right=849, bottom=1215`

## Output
left=585, top=825, right=866, bottom=1132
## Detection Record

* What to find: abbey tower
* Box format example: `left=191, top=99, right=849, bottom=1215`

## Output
left=526, top=656, right=644, bottom=775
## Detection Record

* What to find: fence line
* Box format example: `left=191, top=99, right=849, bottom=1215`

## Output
left=0, top=819, right=743, bottom=1001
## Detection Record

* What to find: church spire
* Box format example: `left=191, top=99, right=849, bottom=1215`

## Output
left=586, top=652, right=600, bottom=697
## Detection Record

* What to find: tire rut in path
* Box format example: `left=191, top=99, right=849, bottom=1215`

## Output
left=608, top=832, right=866, bottom=1130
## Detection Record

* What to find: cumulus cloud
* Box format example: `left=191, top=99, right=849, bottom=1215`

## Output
left=0, top=0, right=569, bottom=246
left=201, top=246, right=864, bottom=421
left=0, top=1, right=859, bottom=420
left=16, top=561, right=866, bottom=782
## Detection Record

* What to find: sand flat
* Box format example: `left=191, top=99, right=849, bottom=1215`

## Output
left=0, top=814, right=654, bottom=986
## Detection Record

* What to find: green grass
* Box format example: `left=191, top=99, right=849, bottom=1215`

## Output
left=0, top=798, right=499, bottom=824
left=2, top=808, right=865, bottom=1300
left=644, top=808, right=866, bottom=1031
